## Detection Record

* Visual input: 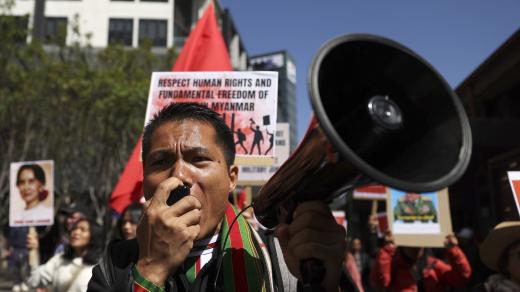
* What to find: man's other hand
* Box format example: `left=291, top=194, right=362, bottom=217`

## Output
left=275, top=201, right=346, bottom=292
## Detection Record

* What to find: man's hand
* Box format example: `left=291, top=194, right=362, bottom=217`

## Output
left=136, top=177, right=201, bottom=286
left=275, top=201, right=346, bottom=292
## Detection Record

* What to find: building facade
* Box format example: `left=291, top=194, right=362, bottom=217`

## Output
left=452, top=28, right=520, bottom=233
left=7, top=0, right=249, bottom=70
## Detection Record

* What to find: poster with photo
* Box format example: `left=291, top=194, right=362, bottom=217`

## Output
left=390, top=189, right=440, bottom=234
left=10, top=160, right=54, bottom=227
left=145, top=71, right=278, bottom=165
left=387, top=188, right=452, bottom=247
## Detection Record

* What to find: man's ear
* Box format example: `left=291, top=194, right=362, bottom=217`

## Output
left=228, top=164, right=239, bottom=192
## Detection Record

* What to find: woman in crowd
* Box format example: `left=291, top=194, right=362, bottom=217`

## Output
left=118, top=202, right=143, bottom=240
left=26, top=218, right=102, bottom=292
left=476, top=221, right=520, bottom=291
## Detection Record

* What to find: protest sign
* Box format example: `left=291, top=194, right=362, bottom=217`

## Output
left=507, top=171, right=520, bottom=216
left=145, top=71, right=278, bottom=165
left=386, top=188, right=452, bottom=247
left=238, top=123, right=289, bottom=185
left=10, top=160, right=54, bottom=227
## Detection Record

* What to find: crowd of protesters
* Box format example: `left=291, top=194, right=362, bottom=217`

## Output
left=3, top=201, right=519, bottom=292
left=2, top=201, right=143, bottom=292
left=1, top=103, right=519, bottom=292
left=340, top=216, right=520, bottom=292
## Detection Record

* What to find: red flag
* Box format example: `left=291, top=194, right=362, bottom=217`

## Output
left=109, top=137, right=144, bottom=214
left=109, top=2, right=232, bottom=214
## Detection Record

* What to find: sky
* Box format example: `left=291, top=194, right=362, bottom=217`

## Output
left=221, top=0, right=520, bottom=143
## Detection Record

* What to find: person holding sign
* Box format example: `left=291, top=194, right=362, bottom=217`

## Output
left=26, top=218, right=103, bottom=292
left=11, top=163, right=53, bottom=225
left=88, top=103, right=347, bottom=292
left=370, top=231, right=472, bottom=291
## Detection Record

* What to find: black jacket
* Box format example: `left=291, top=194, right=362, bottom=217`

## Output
left=87, top=233, right=358, bottom=292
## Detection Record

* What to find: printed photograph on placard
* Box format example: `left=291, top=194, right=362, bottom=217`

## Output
left=9, top=160, right=54, bottom=227
left=390, top=189, right=440, bottom=234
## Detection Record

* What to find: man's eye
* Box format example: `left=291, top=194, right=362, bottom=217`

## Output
left=151, top=159, right=168, bottom=166
left=193, top=156, right=210, bottom=163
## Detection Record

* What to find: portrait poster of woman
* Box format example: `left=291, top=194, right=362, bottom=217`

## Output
left=9, top=160, right=54, bottom=227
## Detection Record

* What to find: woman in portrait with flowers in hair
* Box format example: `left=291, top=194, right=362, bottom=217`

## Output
left=12, top=164, right=53, bottom=224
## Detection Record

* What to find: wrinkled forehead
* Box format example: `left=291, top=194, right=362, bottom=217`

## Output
left=151, top=119, right=217, bottom=148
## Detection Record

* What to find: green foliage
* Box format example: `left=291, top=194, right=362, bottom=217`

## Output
left=0, top=9, right=178, bottom=225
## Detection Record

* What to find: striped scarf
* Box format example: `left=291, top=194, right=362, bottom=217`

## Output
left=183, top=204, right=273, bottom=292
left=184, top=234, right=219, bottom=282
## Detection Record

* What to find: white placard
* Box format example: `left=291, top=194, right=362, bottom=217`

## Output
left=145, top=71, right=278, bottom=164
left=10, top=160, right=54, bottom=227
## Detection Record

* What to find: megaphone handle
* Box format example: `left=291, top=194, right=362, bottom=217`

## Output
left=300, top=258, right=327, bottom=292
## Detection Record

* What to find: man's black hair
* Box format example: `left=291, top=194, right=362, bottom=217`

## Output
left=142, top=103, right=235, bottom=167
left=16, top=164, right=46, bottom=185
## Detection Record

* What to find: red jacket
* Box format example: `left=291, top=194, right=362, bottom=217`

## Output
left=370, top=244, right=472, bottom=292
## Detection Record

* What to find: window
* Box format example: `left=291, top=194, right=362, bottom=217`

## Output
left=44, top=17, right=67, bottom=45
left=108, top=18, right=133, bottom=46
left=139, top=19, right=167, bottom=47
left=174, top=0, right=191, bottom=48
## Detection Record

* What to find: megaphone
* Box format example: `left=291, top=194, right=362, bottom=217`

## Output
left=254, top=34, right=472, bottom=229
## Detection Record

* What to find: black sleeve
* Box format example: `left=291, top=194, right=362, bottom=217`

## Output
left=87, top=264, right=107, bottom=291
left=87, top=262, right=133, bottom=292
left=87, top=239, right=138, bottom=292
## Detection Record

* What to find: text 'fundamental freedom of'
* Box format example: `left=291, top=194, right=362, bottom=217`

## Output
left=158, top=89, right=270, bottom=100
